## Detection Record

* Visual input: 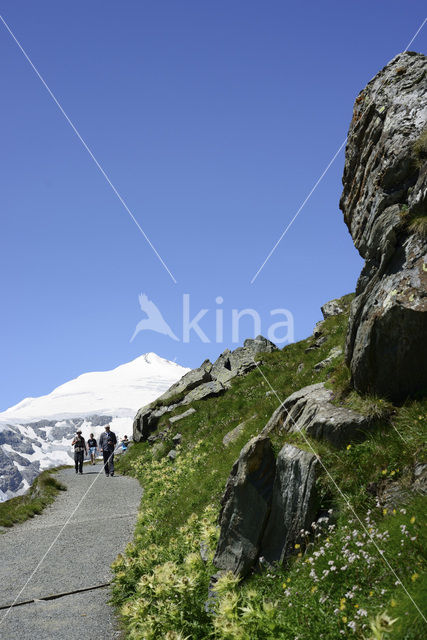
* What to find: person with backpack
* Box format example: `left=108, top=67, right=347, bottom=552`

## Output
left=121, top=435, right=130, bottom=452
left=87, top=433, right=97, bottom=465
left=71, top=430, right=88, bottom=475
left=98, top=424, right=117, bottom=477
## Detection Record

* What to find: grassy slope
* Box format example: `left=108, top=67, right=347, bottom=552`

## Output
left=0, top=468, right=67, bottom=528
left=112, top=294, right=426, bottom=640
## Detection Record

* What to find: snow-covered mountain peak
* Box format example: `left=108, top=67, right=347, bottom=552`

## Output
left=0, top=353, right=189, bottom=501
left=0, top=353, right=189, bottom=424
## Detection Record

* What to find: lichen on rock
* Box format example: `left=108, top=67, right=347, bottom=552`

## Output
left=340, top=51, right=427, bottom=401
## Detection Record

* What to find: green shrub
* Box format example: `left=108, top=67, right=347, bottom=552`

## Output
left=0, top=469, right=67, bottom=527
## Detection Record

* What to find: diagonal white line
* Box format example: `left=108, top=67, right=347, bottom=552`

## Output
left=250, top=15, right=427, bottom=286
left=404, top=17, right=426, bottom=51
left=252, top=359, right=426, bottom=623
left=0, top=443, right=123, bottom=625
left=250, top=138, right=347, bottom=284
left=0, top=14, right=177, bottom=284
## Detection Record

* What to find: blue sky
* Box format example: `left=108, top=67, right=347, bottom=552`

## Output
left=0, top=1, right=426, bottom=410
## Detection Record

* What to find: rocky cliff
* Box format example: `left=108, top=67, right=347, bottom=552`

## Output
left=133, top=336, right=277, bottom=442
left=340, top=51, right=427, bottom=401
left=113, top=55, right=427, bottom=640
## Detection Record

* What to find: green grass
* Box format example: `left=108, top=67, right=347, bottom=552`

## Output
left=112, top=293, right=426, bottom=639
left=413, top=127, right=427, bottom=168
left=0, top=468, right=67, bottom=528
left=408, top=215, right=427, bottom=238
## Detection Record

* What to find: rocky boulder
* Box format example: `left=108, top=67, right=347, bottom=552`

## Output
left=222, top=415, right=257, bottom=448
left=134, top=336, right=277, bottom=441
left=211, top=336, right=277, bottom=384
left=313, top=346, right=343, bottom=371
left=261, top=382, right=373, bottom=448
left=181, top=380, right=225, bottom=404
left=133, top=403, right=178, bottom=442
left=156, top=359, right=213, bottom=405
left=260, top=445, right=319, bottom=564
left=213, top=436, right=276, bottom=577
left=169, top=408, right=196, bottom=424
left=213, top=437, right=321, bottom=576
left=321, top=299, right=346, bottom=319
left=340, top=51, right=427, bottom=401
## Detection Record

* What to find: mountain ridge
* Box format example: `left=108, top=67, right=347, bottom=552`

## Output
left=0, top=353, right=189, bottom=501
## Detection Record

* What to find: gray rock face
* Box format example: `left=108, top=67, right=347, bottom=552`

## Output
left=133, top=336, right=277, bottom=441
left=413, top=462, right=427, bottom=495
left=313, top=346, right=343, bottom=371
left=181, top=380, right=225, bottom=404
left=222, top=415, right=257, bottom=448
left=213, top=436, right=276, bottom=577
left=321, top=299, right=346, bottom=319
left=169, top=408, right=196, bottom=424
left=340, top=51, right=427, bottom=401
left=261, top=383, right=373, bottom=449
left=0, top=448, right=33, bottom=496
left=243, top=335, right=278, bottom=355
left=133, top=403, right=178, bottom=442
left=260, top=445, right=319, bottom=564
left=368, top=462, right=427, bottom=511
left=211, top=336, right=277, bottom=385
left=156, top=360, right=213, bottom=405
left=172, top=433, right=182, bottom=445
left=213, top=437, right=321, bottom=576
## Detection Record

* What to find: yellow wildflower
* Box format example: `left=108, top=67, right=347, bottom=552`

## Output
left=383, top=508, right=388, bottom=516
left=410, top=516, right=416, bottom=524
left=369, top=590, right=374, bottom=597
left=346, top=444, right=351, bottom=450
left=342, top=616, right=348, bottom=623
left=295, top=543, right=300, bottom=549
left=390, top=599, right=397, bottom=607
left=382, top=469, right=387, bottom=475
left=311, top=585, right=318, bottom=593
left=282, top=582, right=287, bottom=589
left=411, top=573, right=420, bottom=582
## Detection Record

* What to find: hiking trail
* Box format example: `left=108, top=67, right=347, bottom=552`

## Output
left=0, top=465, right=142, bottom=639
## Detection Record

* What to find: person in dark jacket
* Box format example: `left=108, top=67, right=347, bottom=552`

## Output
left=98, top=424, right=117, bottom=476
left=71, top=430, right=88, bottom=474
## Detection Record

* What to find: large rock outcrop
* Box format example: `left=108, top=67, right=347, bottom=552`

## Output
left=213, top=436, right=276, bottom=577
left=260, top=445, right=319, bottom=564
left=213, top=437, right=321, bottom=577
left=340, top=51, right=427, bottom=401
left=261, top=382, right=374, bottom=449
left=133, top=336, right=277, bottom=441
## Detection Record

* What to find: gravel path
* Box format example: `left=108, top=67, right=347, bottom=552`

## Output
left=0, top=462, right=142, bottom=639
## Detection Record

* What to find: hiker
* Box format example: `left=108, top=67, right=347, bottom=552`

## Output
left=98, top=424, right=117, bottom=477
left=121, top=435, right=129, bottom=452
left=87, top=433, right=97, bottom=465
left=71, top=430, right=88, bottom=475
